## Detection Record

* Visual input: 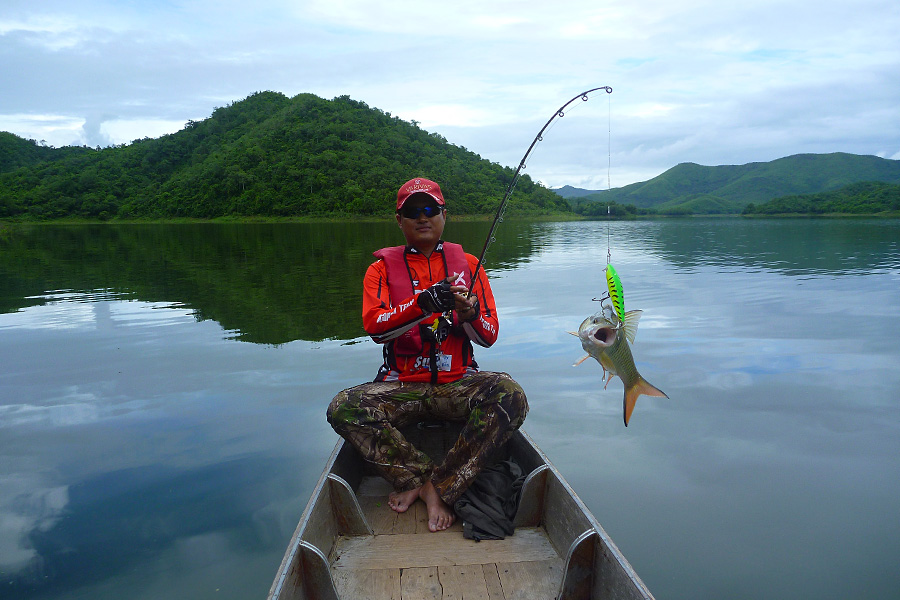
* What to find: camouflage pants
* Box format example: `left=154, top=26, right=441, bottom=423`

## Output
left=326, top=371, right=528, bottom=506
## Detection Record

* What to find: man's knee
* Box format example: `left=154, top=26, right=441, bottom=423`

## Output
left=490, top=374, right=528, bottom=428
left=504, top=382, right=529, bottom=428
left=326, top=389, right=354, bottom=434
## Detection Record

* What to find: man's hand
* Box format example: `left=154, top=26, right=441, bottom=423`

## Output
left=417, top=279, right=456, bottom=313
left=454, top=292, right=479, bottom=322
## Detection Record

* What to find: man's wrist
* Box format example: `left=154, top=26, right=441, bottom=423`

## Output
left=458, top=300, right=479, bottom=322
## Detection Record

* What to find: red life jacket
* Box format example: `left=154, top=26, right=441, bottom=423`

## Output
left=372, top=241, right=469, bottom=355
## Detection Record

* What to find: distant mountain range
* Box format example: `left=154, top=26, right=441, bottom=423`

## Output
left=562, top=153, right=900, bottom=214
left=551, top=185, right=606, bottom=199
left=2, top=89, right=899, bottom=219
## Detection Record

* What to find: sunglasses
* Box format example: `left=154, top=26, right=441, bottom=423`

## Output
left=399, top=205, right=443, bottom=219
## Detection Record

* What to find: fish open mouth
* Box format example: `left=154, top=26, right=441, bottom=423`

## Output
left=592, top=326, right=616, bottom=346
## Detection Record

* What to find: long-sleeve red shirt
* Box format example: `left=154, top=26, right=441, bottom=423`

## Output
left=363, top=246, right=499, bottom=383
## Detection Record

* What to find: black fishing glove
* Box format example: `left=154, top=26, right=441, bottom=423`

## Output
left=417, top=280, right=455, bottom=313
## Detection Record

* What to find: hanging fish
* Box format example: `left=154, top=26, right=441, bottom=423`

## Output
left=605, top=264, right=625, bottom=324
left=570, top=304, right=667, bottom=426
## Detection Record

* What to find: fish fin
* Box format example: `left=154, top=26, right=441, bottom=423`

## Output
left=623, top=376, right=668, bottom=427
left=573, top=355, right=590, bottom=367
left=567, top=331, right=579, bottom=336
left=603, top=371, right=615, bottom=390
left=622, top=310, right=642, bottom=344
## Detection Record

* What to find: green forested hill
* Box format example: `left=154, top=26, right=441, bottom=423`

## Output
left=580, top=153, right=900, bottom=214
left=742, top=181, right=900, bottom=215
left=0, top=131, right=91, bottom=174
left=0, top=91, right=567, bottom=220
left=6, top=95, right=899, bottom=220
left=551, top=185, right=604, bottom=199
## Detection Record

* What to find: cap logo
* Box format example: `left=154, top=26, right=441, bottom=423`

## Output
left=397, top=177, right=444, bottom=210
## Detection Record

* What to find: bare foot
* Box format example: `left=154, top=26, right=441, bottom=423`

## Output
left=419, top=481, right=455, bottom=532
left=387, top=488, right=420, bottom=513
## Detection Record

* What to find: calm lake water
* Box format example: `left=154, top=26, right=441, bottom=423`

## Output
left=1, top=219, right=898, bottom=600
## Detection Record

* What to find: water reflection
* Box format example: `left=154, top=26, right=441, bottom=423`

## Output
left=0, top=221, right=545, bottom=344
left=0, top=296, right=351, bottom=599
left=1, top=219, right=899, bottom=600
left=646, top=218, right=900, bottom=275
left=9, top=457, right=283, bottom=596
left=6, top=220, right=893, bottom=345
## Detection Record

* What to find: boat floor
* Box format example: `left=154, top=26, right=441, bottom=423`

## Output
left=331, top=475, right=564, bottom=600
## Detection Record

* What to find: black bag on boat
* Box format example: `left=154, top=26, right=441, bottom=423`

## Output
left=454, top=457, right=525, bottom=541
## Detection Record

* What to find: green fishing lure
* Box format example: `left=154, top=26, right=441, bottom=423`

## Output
left=605, top=264, right=625, bottom=323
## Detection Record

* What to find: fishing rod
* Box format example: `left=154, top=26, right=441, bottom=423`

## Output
left=468, top=86, right=613, bottom=294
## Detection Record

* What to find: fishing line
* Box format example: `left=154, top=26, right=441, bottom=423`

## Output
left=595, top=92, right=614, bottom=305
left=607, top=216, right=612, bottom=264
left=600, top=92, right=623, bottom=327
left=607, top=89, right=612, bottom=195
left=468, top=86, right=613, bottom=294
left=607, top=90, right=612, bottom=266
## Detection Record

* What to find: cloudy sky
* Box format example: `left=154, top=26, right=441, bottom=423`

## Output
left=1, top=0, right=898, bottom=188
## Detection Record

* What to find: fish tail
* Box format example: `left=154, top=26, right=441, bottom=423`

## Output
left=623, top=376, right=668, bottom=427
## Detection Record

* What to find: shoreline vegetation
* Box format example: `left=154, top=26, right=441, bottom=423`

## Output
left=3, top=211, right=899, bottom=229
left=2, top=91, right=899, bottom=221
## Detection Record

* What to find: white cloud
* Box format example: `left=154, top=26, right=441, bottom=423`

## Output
left=0, top=301, right=96, bottom=331
left=0, top=114, right=84, bottom=146
left=100, top=118, right=187, bottom=145
left=0, top=475, right=69, bottom=571
left=1, top=0, right=898, bottom=186
left=402, top=104, right=497, bottom=129
left=0, top=398, right=100, bottom=428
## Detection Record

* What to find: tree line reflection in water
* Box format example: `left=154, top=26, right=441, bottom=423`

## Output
left=1, top=218, right=896, bottom=344
left=0, top=220, right=542, bottom=344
